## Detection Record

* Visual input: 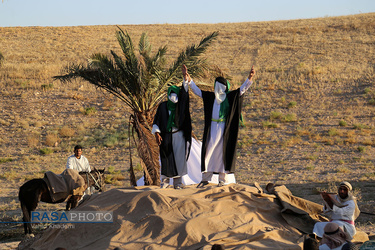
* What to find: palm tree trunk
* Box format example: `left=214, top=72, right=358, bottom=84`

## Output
left=131, top=110, right=160, bottom=186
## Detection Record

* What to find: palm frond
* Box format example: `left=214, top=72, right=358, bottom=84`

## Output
left=165, top=31, right=219, bottom=85
left=138, top=32, right=151, bottom=57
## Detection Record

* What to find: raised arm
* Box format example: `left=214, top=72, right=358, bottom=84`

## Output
left=182, top=65, right=202, bottom=98
left=240, top=65, right=255, bottom=96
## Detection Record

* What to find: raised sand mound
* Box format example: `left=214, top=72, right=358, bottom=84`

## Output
left=19, top=183, right=369, bottom=249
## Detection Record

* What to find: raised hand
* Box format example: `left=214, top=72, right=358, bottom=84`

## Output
left=182, top=65, right=191, bottom=82
left=155, top=133, right=162, bottom=146
left=248, top=65, right=255, bottom=81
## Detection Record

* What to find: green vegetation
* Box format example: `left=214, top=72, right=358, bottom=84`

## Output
left=339, top=120, right=347, bottom=127
left=283, top=113, right=297, bottom=122
left=353, top=123, right=366, bottom=130
left=0, top=158, right=12, bottom=164
left=328, top=128, right=338, bottom=137
left=287, top=101, right=297, bottom=108
left=84, top=107, right=97, bottom=116
left=40, top=148, right=54, bottom=155
left=357, top=146, right=366, bottom=153
left=262, top=121, right=278, bottom=128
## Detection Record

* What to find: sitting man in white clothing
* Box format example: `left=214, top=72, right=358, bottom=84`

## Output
left=66, top=145, right=93, bottom=195
left=313, top=181, right=360, bottom=240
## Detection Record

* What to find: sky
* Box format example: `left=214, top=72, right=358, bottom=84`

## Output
left=0, top=0, right=374, bottom=27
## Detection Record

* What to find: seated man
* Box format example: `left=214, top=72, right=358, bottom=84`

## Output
left=313, top=182, right=360, bottom=240
left=66, top=145, right=93, bottom=195
left=66, top=145, right=91, bottom=172
left=319, top=222, right=350, bottom=250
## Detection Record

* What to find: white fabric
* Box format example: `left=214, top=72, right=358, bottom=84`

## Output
left=239, top=78, right=252, bottom=95
left=172, top=130, right=187, bottom=177
left=187, top=79, right=202, bottom=97
left=313, top=194, right=357, bottom=239
left=168, top=93, right=178, bottom=103
left=151, top=124, right=161, bottom=134
left=205, top=104, right=226, bottom=172
left=214, top=81, right=227, bottom=104
left=182, top=80, right=188, bottom=92
left=66, top=155, right=91, bottom=172
left=136, top=138, right=236, bottom=186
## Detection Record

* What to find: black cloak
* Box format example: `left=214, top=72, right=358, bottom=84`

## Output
left=153, top=86, right=192, bottom=177
left=201, top=88, right=243, bottom=173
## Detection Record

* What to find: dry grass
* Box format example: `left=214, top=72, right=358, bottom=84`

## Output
left=0, top=13, right=375, bottom=240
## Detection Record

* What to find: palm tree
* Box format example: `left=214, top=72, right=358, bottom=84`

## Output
left=54, top=27, right=219, bottom=186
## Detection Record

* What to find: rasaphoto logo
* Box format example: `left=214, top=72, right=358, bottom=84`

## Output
left=31, top=211, right=113, bottom=223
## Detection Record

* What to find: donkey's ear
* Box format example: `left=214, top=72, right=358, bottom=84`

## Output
left=93, top=167, right=98, bottom=172
left=99, top=169, right=105, bottom=174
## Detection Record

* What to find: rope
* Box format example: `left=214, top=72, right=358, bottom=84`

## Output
left=89, top=171, right=102, bottom=190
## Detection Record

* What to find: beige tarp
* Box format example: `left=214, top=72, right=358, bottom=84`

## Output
left=43, top=169, right=87, bottom=202
left=20, top=183, right=368, bottom=250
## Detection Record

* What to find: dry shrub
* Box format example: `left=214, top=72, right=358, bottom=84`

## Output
left=321, top=136, right=335, bottom=145
left=113, top=112, right=122, bottom=118
left=0, top=119, right=10, bottom=126
left=45, top=133, right=60, bottom=147
left=33, top=121, right=44, bottom=128
left=362, top=138, right=374, bottom=146
left=283, top=136, right=302, bottom=147
left=59, top=125, right=75, bottom=137
left=71, top=93, right=84, bottom=100
left=103, top=99, right=113, bottom=108
left=27, top=134, right=40, bottom=148
left=19, top=120, right=29, bottom=129
left=343, top=130, right=357, bottom=144
left=296, top=127, right=311, bottom=136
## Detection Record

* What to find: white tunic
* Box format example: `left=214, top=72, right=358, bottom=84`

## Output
left=313, top=195, right=357, bottom=239
left=189, top=78, right=252, bottom=173
left=66, top=155, right=91, bottom=172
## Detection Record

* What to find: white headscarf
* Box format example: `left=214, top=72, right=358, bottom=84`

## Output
left=214, top=81, right=227, bottom=104
left=338, top=181, right=360, bottom=220
left=168, top=93, right=178, bottom=103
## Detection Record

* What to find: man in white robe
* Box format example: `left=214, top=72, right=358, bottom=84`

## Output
left=182, top=65, right=255, bottom=187
left=67, top=145, right=91, bottom=172
left=66, top=145, right=93, bottom=195
left=313, top=181, right=360, bottom=240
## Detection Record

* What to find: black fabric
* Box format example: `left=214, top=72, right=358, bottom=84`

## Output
left=153, top=86, right=191, bottom=177
left=175, top=85, right=192, bottom=160
left=215, top=77, right=227, bottom=86
left=201, top=88, right=243, bottom=173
